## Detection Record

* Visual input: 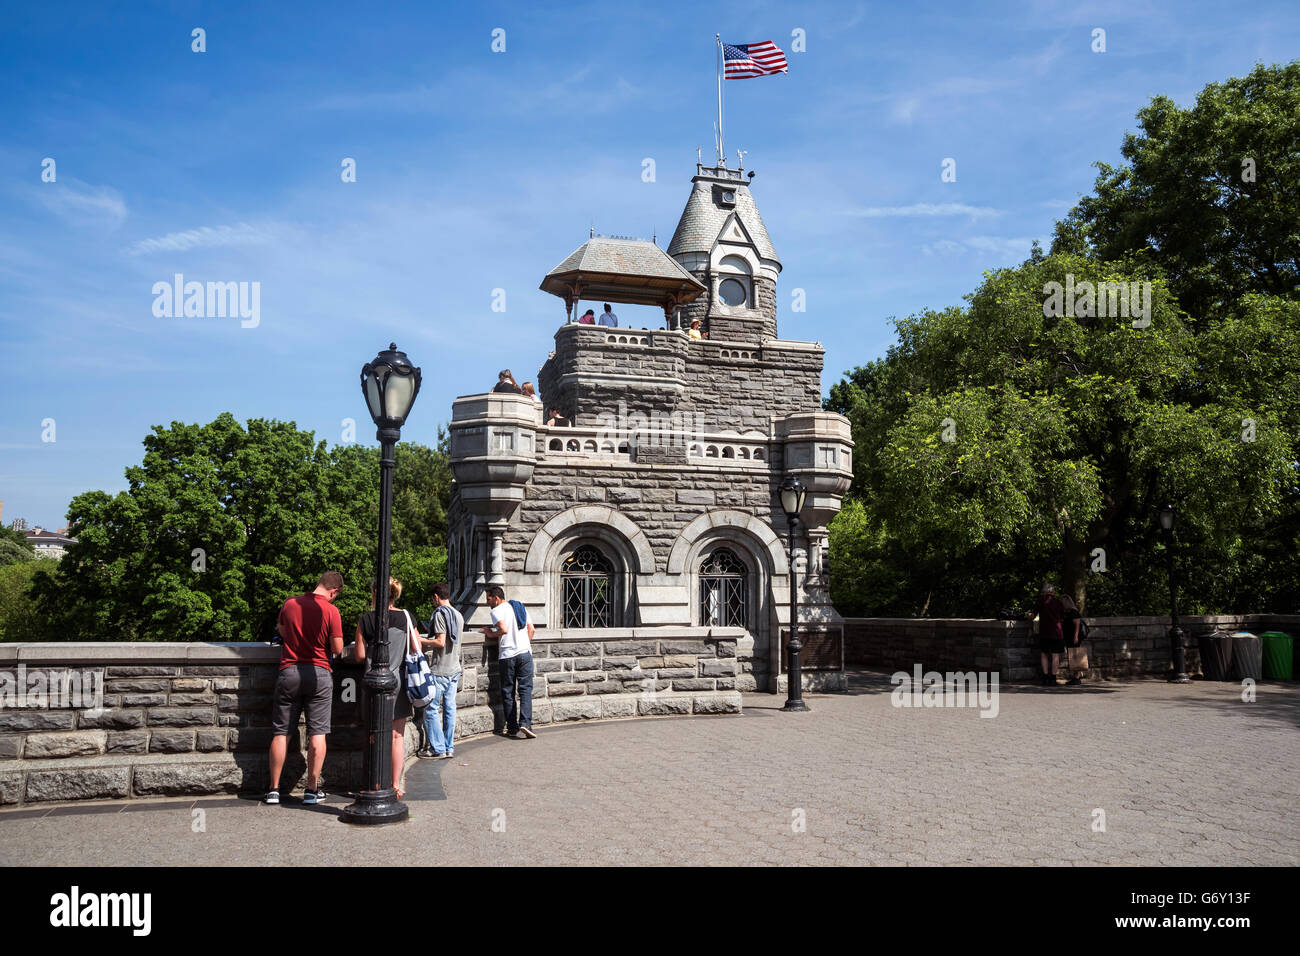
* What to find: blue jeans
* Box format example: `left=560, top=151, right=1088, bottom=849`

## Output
left=421, top=673, right=459, bottom=755
left=499, top=652, right=533, bottom=733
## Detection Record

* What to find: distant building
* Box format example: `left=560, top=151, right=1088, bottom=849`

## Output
left=11, top=517, right=28, bottom=532
left=26, top=526, right=76, bottom=560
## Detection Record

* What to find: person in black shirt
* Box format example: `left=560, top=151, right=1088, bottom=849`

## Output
left=1061, top=593, right=1085, bottom=685
left=492, top=369, right=522, bottom=394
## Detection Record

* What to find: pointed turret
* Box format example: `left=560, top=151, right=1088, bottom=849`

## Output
left=668, top=163, right=781, bottom=344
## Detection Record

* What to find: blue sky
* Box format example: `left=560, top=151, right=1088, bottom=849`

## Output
left=2, top=0, right=1297, bottom=528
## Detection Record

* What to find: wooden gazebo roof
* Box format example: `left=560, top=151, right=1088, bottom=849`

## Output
left=540, top=235, right=706, bottom=319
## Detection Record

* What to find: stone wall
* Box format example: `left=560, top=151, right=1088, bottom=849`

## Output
left=843, top=614, right=1300, bottom=681
left=536, top=324, right=823, bottom=435
left=0, top=631, right=743, bottom=807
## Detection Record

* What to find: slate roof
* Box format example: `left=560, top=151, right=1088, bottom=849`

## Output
left=667, top=175, right=779, bottom=263
left=546, top=236, right=703, bottom=284
left=541, top=236, right=706, bottom=308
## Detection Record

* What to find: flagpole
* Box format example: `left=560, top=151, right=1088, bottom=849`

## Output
left=715, top=33, right=724, bottom=165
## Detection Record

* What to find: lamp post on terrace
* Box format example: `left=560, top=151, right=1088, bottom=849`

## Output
left=341, top=343, right=421, bottom=826
left=1158, top=502, right=1191, bottom=684
left=779, top=475, right=809, bottom=712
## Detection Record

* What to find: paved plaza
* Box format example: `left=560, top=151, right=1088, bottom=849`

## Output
left=3, top=670, right=1297, bottom=866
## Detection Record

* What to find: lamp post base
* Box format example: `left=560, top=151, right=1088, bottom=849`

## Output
left=340, top=788, right=409, bottom=826
left=781, top=698, right=810, bottom=712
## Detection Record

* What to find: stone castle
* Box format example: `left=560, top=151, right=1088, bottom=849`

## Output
left=446, top=160, right=853, bottom=697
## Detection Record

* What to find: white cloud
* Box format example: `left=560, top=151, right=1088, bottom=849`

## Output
left=35, top=178, right=127, bottom=228
left=851, top=203, right=1004, bottom=220
left=125, top=222, right=275, bottom=256
left=922, top=236, right=1038, bottom=260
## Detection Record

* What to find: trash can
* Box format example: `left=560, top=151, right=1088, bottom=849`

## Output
left=1197, top=631, right=1234, bottom=681
left=1229, top=632, right=1262, bottom=682
left=1259, top=631, right=1293, bottom=681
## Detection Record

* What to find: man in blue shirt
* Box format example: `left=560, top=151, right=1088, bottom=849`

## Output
left=598, top=303, right=619, bottom=327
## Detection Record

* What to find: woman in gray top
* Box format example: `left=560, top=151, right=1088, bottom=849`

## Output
left=349, top=576, right=420, bottom=799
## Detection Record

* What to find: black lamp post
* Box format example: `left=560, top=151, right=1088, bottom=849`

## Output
left=1158, top=502, right=1191, bottom=684
left=779, top=475, right=809, bottom=712
left=341, top=343, right=421, bottom=826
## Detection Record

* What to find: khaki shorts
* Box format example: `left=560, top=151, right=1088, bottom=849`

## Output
left=271, top=665, right=333, bottom=737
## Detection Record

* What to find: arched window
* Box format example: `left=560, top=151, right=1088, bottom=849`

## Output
left=562, top=545, right=613, bottom=628
left=700, top=547, right=748, bottom=627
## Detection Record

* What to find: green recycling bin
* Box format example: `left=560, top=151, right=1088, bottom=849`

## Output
left=1259, top=632, right=1293, bottom=681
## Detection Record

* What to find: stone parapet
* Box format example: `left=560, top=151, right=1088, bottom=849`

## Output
left=0, top=632, right=747, bottom=808
left=843, top=614, right=1300, bottom=682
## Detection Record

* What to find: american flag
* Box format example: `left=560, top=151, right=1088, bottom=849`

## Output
left=723, top=41, right=788, bottom=79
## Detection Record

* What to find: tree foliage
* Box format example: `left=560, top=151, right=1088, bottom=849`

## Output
left=24, top=414, right=452, bottom=641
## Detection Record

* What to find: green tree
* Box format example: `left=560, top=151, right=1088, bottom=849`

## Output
left=0, top=561, right=56, bottom=641
left=1052, top=61, right=1300, bottom=319
left=828, top=256, right=1296, bottom=615
left=31, top=415, right=454, bottom=642
left=0, top=525, right=35, bottom=567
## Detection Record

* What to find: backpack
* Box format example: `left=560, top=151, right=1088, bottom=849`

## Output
left=508, top=599, right=528, bottom=629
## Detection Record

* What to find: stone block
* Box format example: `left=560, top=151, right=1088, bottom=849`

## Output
left=655, top=668, right=696, bottom=679
left=0, top=712, right=76, bottom=732
left=547, top=642, right=600, bottom=657
left=663, top=655, right=697, bottom=668
left=534, top=659, right=564, bottom=674
left=575, top=488, right=605, bottom=501
left=600, top=696, right=638, bottom=719
left=170, top=679, right=211, bottom=692
left=637, top=656, right=665, bottom=668
left=170, top=692, right=219, bottom=706
left=76, top=708, right=145, bottom=730
left=716, top=678, right=736, bottom=690
left=182, top=666, right=242, bottom=677
left=106, top=731, right=149, bottom=754
left=148, top=707, right=216, bottom=727
left=713, top=640, right=738, bottom=656
left=104, top=679, right=170, bottom=693
left=546, top=682, right=586, bottom=697
left=615, top=641, right=661, bottom=656
left=25, top=767, right=130, bottom=803
left=570, top=671, right=609, bottom=683
left=693, top=694, right=741, bottom=714
left=455, top=691, right=475, bottom=708
left=105, top=666, right=177, bottom=677
left=671, top=678, right=715, bottom=692
left=455, top=707, right=495, bottom=738
left=132, top=763, right=243, bottom=797
left=121, top=694, right=168, bottom=707
left=1, top=771, right=22, bottom=805
left=149, top=730, right=195, bottom=753
left=601, top=656, right=639, bottom=670
left=676, top=490, right=715, bottom=505
left=700, top=659, right=738, bottom=677
left=637, top=697, right=693, bottom=716
left=585, top=681, right=622, bottom=695
left=661, top=640, right=714, bottom=656
left=551, top=698, right=602, bottom=722
left=22, top=731, right=107, bottom=758
left=571, top=657, right=603, bottom=671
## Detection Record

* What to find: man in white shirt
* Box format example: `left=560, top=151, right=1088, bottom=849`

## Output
left=481, top=585, right=537, bottom=738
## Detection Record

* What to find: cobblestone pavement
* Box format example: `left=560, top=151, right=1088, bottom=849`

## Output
left=4, top=670, right=1298, bottom=866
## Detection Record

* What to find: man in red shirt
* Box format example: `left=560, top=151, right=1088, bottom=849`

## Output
left=266, top=571, right=345, bottom=805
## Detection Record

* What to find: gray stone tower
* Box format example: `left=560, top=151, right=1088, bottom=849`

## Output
left=446, top=160, right=852, bottom=698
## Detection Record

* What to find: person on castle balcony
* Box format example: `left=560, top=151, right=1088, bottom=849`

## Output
left=521, top=381, right=541, bottom=404
left=576, top=309, right=596, bottom=324
left=598, top=303, right=619, bottom=327
left=546, top=408, right=571, bottom=427
left=492, top=370, right=522, bottom=394
left=688, top=318, right=708, bottom=340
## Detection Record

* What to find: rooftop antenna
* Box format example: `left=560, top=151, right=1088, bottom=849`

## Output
left=590, top=224, right=594, bottom=238
left=696, top=146, right=702, bottom=163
